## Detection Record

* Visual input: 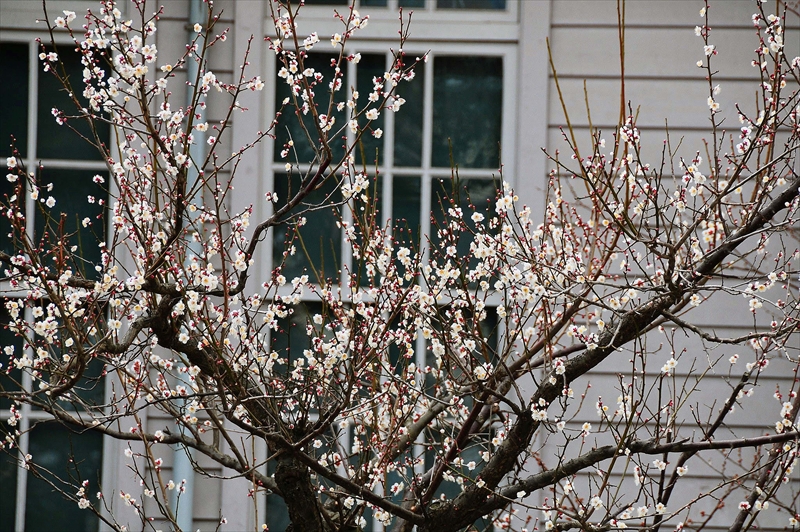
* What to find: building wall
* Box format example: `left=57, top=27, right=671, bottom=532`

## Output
left=1, top=0, right=797, bottom=531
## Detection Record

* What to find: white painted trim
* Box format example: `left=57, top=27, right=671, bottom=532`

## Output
left=514, top=0, right=551, bottom=223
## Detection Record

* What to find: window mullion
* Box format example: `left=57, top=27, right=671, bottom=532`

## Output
left=413, top=52, right=433, bottom=468
left=14, top=306, right=38, bottom=532
left=419, top=55, right=433, bottom=268
left=14, top=427, right=29, bottom=532
left=25, top=41, right=38, bottom=247
left=34, top=159, right=109, bottom=170
left=382, top=52, right=396, bottom=228
left=340, top=57, right=358, bottom=289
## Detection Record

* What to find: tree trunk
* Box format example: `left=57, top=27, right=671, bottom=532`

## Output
left=275, top=452, right=327, bottom=532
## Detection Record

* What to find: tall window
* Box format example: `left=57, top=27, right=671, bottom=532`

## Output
left=305, top=0, right=507, bottom=10
left=271, top=51, right=505, bottom=282
left=267, top=39, right=511, bottom=530
left=0, top=41, right=107, bottom=532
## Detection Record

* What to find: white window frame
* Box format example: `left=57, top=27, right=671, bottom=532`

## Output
left=299, top=0, right=519, bottom=27
left=263, top=41, right=518, bottom=282
left=261, top=37, right=517, bottom=532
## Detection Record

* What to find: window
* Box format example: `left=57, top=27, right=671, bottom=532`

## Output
left=270, top=51, right=508, bottom=283
left=0, top=41, right=107, bottom=532
left=304, top=0, right=506, bottom=10
left=266, top=32, right=514, bottom=527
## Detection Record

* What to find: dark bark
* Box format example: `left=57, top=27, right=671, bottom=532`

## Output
left=275, top=452, right=328, bottom=532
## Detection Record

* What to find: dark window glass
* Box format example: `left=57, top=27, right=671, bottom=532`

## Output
left=432, top=56, right=502, bottom=169
left=392, top=176, right=421, bottom=250
left=356, top=54, right=386, bottom=167
left=0, top=303, right=23, bottom=411
left=431, top=177, right=496, bottom=253
left=0, top=449, right=18, bottom=532
left=393, top=63, right=424, bottom=168
left=352, top=176, right=383, bottom=287
left=266, top=490, right=291, bottom=532
left=437, top=0, right=505, bottom=9
left=33, top=170, right=107, bottom=279
left=360, top=0, right=388, bottom=6
left=399, top=0, right=426, bottom=7
left=0, top=43, right=29, bottom=158
left=24, top=421, right=102, bottom=532
left=272, top=172, right=342, bottom=282
left=0, top=173, right=24, bottom=257
left=37, top=48, right=108, bottom=161
left=303, top=0, right=347, bottom=4
left=274, top=54, right=345, bottom=164
left=267, top=302, right=319, bottom=532
left=271, top=302, right=324, bottom=361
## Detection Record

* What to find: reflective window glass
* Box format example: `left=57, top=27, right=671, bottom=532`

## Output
left=392, top=176, right=421, bottom=251
left=0, top=449, right=17, bottom=532
left=37, top=48, right=108, bottom=161
left=274, top=54, right=345, bottom=164
left=437, top=0, right=506, bottom=9
left=432, top=56, right=502, bottom=169
left=33, top=170, right=107, bottom=279
left=0, top=43, right=29, bottom=158
left=25, top=422, right=103, bottom=532
left=356, top=54, right=387, bottom=167
left=393, top=63, right=424, bottom=168
left=272, top=172, right=342, bottom=282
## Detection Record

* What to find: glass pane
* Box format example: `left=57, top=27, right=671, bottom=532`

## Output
left=392, top=176, right=421, bottom=250
left=303, top=0, right=347, bottom=4
left=0, top=42, right=29, bottom=158
left=25, top=421, right=102, bottom=532
left=0, top=449, right=18, bottom=532
left=39, top=350, right=106, bottom=409
left=271, top=302, right=323, bottom=363
left=393, top=62, right=424, bottom=168
left=360, top=0, right=388, bottom=5
left=356, top=54, right=386, bottom=167
left=274, top=54, right=345, bottom=164
left=399, top=0, right=426, bottom=6
left=265, top=479, right=291, bottom=532
left=272, top=172, right=342, bottom=282
left=33, top=170, right=107, bottom=279
left=431, top=177, right=497, bottom=274
left=0, top=171, right=25, bottom=257
left=437, top=0, right=505, bottom=8
left=350, top=176, right=383, bottom=287
left=432, top=56, right=502, bottom=169
left=0, top=302, right=23, bottom=411
left=37, top=48, right=108, bottom=161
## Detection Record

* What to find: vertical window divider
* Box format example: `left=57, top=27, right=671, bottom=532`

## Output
left=14, top=307, right=34, bottom=530
left=374, top=54, right=396, bottom=531
left=25, top=40, right=38, bottom=246
left=419, top=55, right=434, bottom=266
left=340, top=56, right=358, bottom=289
left=262, top=49, right=278, bottom=286
left=17, top=43, right=48, bottom=526
left=382, top=51, right=395, bottom=230
left=412, top=54, right=435, bottom=477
